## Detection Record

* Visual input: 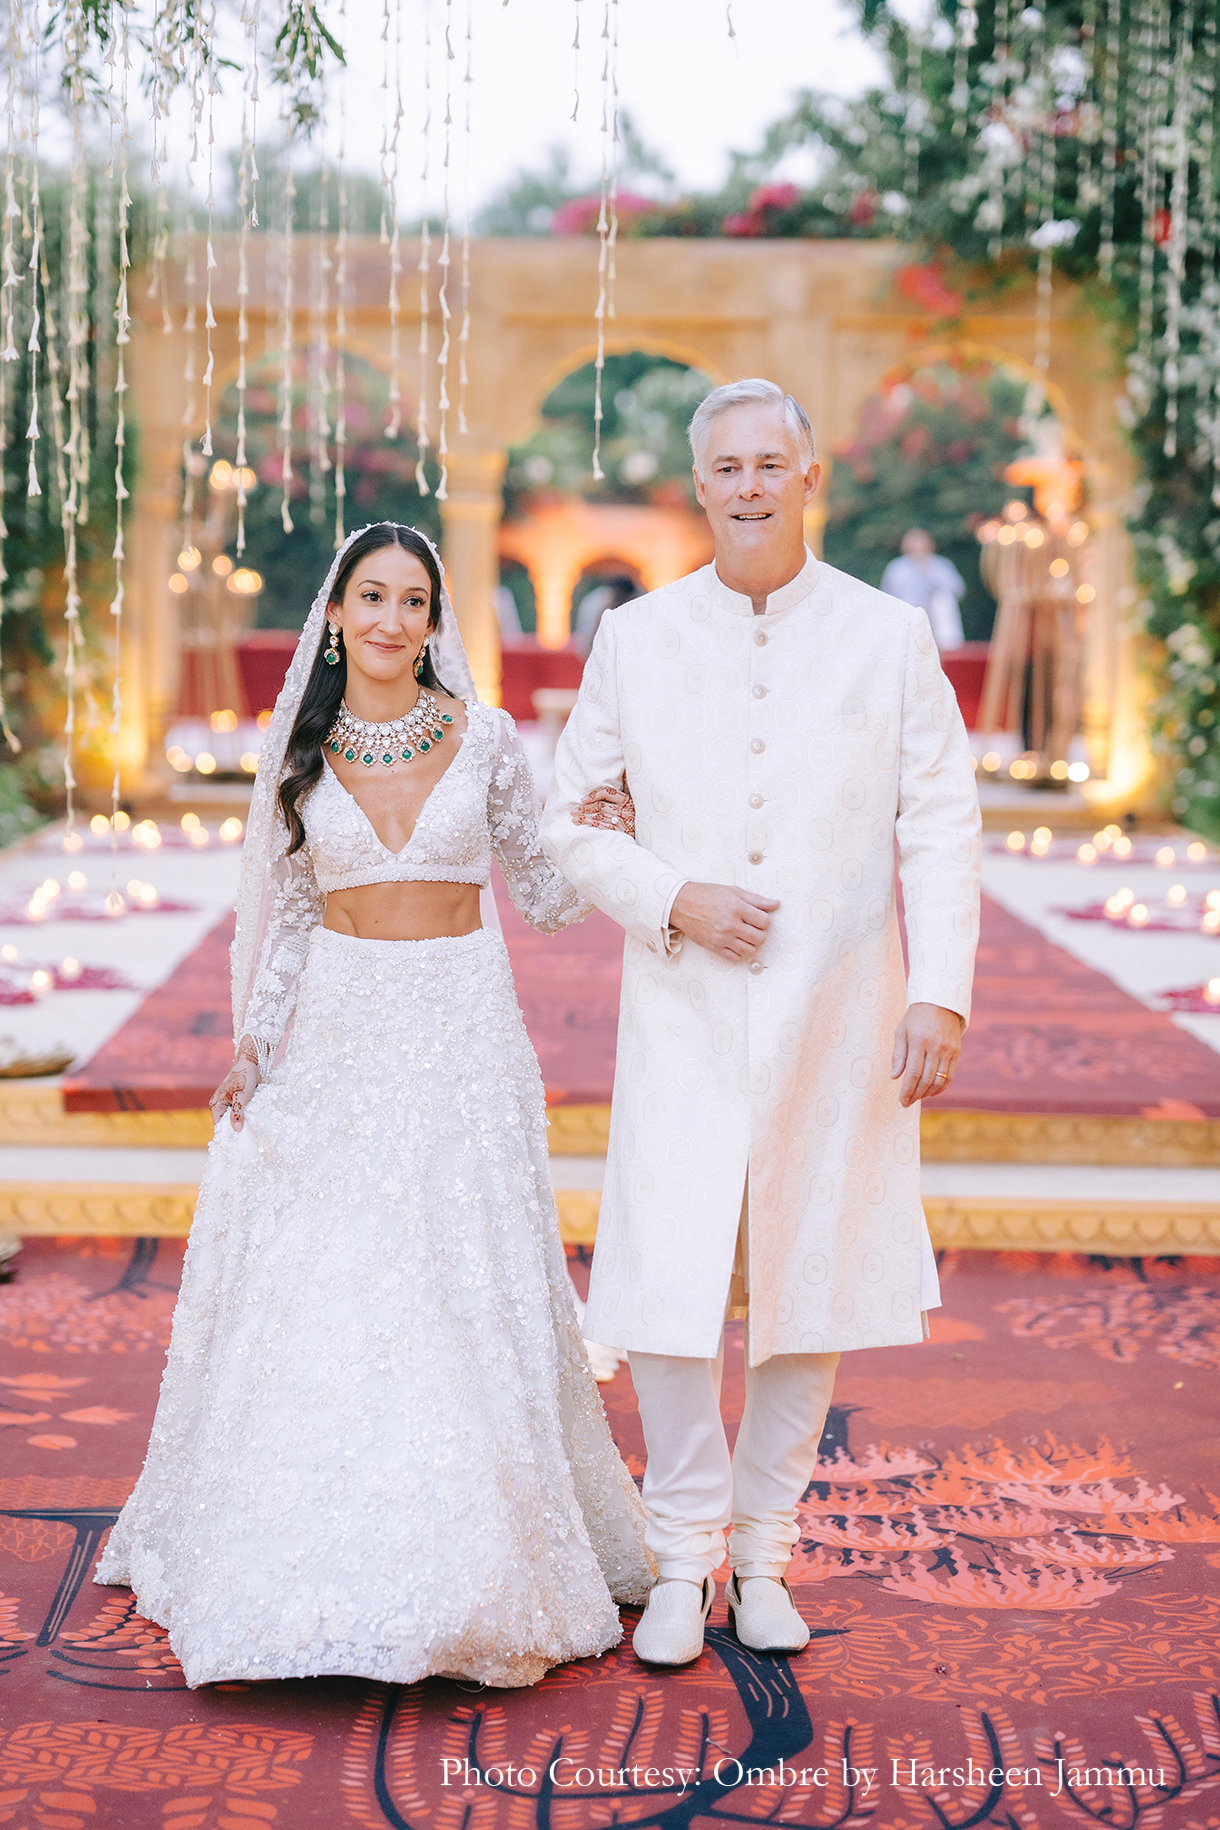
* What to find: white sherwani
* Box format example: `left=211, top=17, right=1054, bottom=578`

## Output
left=540, top=550, right=981, bottom=1364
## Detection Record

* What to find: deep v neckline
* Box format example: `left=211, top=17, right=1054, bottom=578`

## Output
left=322, top=705, right=474, bottom=858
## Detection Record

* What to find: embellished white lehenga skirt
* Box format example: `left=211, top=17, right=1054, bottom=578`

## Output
left=95, top=925, right=654, bottom=1689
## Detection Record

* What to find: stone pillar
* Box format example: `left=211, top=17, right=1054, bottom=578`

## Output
left=124, top=321, right=188, bottom=799
left=438, top=449, right=506, bottom=705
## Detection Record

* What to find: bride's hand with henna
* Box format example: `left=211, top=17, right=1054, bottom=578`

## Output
left=573, top=774, right=635, bottom=838
left=209, top=1040, right=261, bottom=1132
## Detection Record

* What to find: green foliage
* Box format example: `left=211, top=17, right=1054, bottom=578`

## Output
left=824, top=360, right=1035, bottom=640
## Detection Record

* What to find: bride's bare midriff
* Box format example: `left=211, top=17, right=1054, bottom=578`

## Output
left=323, top=881, right=482, bottom=941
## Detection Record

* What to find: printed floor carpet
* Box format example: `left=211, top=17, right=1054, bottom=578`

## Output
left=1, top=1236, right=1217, bottom=1829
left=63, top=889, right=1220, bottom=1116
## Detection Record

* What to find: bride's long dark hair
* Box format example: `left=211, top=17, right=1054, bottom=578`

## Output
left=278, top=524, right=454, bottom=855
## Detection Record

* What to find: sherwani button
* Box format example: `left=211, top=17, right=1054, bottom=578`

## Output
left=752, top=684, right=766, bottom=699
left=748, top=959, right=764, bottom=973
left=750, top=739, right=765, bottom=754
left=754, top=631, right=767, bottom=645
left=749, top=851, right=763, bottom=864
left=749, top=793, right=763, bottom=809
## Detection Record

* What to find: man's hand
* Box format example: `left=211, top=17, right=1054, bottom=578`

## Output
left=891, top=1002, right=965, bottom=1108
left=670, top=882, right=780, bottom=963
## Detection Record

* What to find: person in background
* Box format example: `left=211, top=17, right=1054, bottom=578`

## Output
left=881, top=527, right=967, bottom=652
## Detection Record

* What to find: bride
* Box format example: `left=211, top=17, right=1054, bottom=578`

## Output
left=95, top=521, right=654, bottom=1689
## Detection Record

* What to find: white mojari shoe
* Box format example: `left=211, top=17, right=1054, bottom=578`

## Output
left=726, top=1573, right=810, bottom=1653
left=631, top=1577, right=715, bottom=1666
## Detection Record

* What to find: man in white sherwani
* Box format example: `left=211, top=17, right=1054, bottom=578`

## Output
left=540, top=378, right=981, bottom=1667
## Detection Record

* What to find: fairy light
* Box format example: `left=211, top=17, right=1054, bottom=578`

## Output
left=952, top=0, right=977, bottom=139
left=145, top=0, right=173, bottom=335
left=416, top=0, right=433, bottom=495
left=571, top=0, right=581, bottom=123
left=434, top=0, right=455, bottom=500
left=905, top=27, right=922, bottom=207
left=333, top=0, right=348, bottom=549
left=457, top=0, right=472, bottom=437
left=179, top=14, right=200, bottom=561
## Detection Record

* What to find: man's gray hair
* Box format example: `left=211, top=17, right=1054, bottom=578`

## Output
left=688, top=378, right=817, bottom=472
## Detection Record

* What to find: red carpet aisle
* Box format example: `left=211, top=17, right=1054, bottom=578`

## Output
left=0, top=1237, right=1217, bottom=1828
left=62, top=890, right=1220, bottom=1115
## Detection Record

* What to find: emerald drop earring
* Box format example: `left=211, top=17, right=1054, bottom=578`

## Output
left=324, top=623, right=341, bottom=667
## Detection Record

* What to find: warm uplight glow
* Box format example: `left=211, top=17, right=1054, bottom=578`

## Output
left=235, top=466, right=256, bottom=490
left=1068, top=521, right=1089, bottom=544
left=126, top=878, right=143, bottom=897
left=167, top=746, right=192, bottom=772
left=1076, top=584, right=1096, bottom=603
left=1093, top=830, right=1112, bottom=851
left=210, top=709, right=238, bottom=733
left=62, top=830, right=83, bottom=852
left=195, top=752, right=217, bottom=774
left=228, top=568, right=263, bottom=595
left=139, top=884, right=158, bottom=906
left=1049, top=759, right=1069, bottom=779
left=1166, top=883, right=1188, bottom=904
left=256, top=709, right=273, bottom=730
left=1128, top=903, right=1150, bottom=925
left=180, top=812, right=200, bottom=831
left=1006, top=831, right=1025, bottom=851
left=1004, top=501, right=1028, bottom=521
left=30, top=969, right=52, bottom=996
left=133, top=819, right=162, bottom=848
left=212, top=555, right=234, bottom=576
left=1025, top=527, right=1045, bottom=548
left=1106, top=887, right=1134, bottom=914
left=1, top=944, right=16, bottom=961
left=219, top=817, right=244, bottom=842
left=210, top=460, right=234, bottom=489
left=1113, top=834, right=1133, bottom=857
left=1050, top=557, right=1070, bottom=577
left=189, top=827, right=209, bottom=847
left=1066, top=761, right=1090, bottom=782
left=89, top=814, right=109, bottom=836
left=1156, top=846, right=1176, bottom=865
left=1078, top=843, right=1097, bottom=863
left=996, top=525, right=1016, bottom=545
left=114, top=811, right=130, bottom=831
left=1187, top=842, right=1207, bottom=861
left=68, top=870, right=86, bottom=890
left=1204, top=909, right=1220, bottom=932
left=177, top=546, right=202, bottom=571
left=169, top=572, right=189, bottom=594
left=1207, top=979, right=1220, bottom=1004
left=1207, top=890, right=1220, bottom=910
left=61, top=957, right=81, bottom=979
left=981, top=751, right=1001, bottom=771
left=240, top=751, right=259, bottom=773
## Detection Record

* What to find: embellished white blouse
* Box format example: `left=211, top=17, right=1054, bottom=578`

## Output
left=242, top=700, right=587, bottom=1049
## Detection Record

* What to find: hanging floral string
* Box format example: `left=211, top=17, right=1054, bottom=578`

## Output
left=0, top=0, right=23, bottom=753
left=278, top=160, right=297, bottom=534
left=434, top=0, right=454, bottom=500
left=571, top=0, right=581, bottom=123
left=457, top=0, right=472, bottom=437
left=386, top=0, right=404, bottom=440
left=60, top=0, right=91, bottom=834
left=1160, top=25, right=1190, bottom=459
left=23, top=0, right=41, bottom=509
left=952, top=0, right=977, bottom=139
left=108, top=0, right=132, bottom=852
left=416, top=0, right=433, bottom=496
left=201, top=0, right=219, bottom=462
left=1097, top=0, right=1121, bottom=282
left=234, top=0, right=260, bottom=556
left=591, top=0, right=618, bottom=481
left=333, top=0, right=348, bottom=550
left=308, top=163, right=331, bottom=526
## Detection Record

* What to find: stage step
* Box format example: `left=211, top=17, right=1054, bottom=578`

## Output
left=0, top=1148, right=1216, bottom=1258
left=1, top=1081, right=1217, bottom=1166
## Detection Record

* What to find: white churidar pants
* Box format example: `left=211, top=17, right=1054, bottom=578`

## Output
left=620, top=1182, right=840, bottom=1583
left=626, top=1339, right=839, bottom=1582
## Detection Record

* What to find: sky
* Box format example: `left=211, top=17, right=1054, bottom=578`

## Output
left=119, top=0, right=895, bottom=212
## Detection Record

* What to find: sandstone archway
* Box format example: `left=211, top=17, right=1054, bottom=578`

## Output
left=127, top=236, right=1145, bottom=807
